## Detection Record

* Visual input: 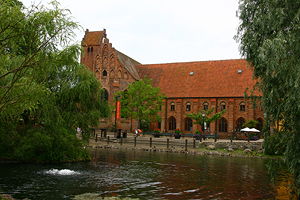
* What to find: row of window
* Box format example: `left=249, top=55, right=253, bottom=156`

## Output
left=98, top=70, right=128, bottom=79
left=170, top=101, right=249, bottom=112
left=168, top=117, right=264, bottom=132
left=87, top=47, right=93, bottom=53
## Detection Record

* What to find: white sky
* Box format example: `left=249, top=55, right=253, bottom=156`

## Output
left=21, top=0, right=242, bottom=64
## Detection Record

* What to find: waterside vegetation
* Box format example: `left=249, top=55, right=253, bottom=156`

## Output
left=0, top=0, right=110, bottom=163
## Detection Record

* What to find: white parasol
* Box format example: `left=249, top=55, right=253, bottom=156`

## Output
left=249, top=128, right=260, bottom=133
left=240, top=127, right=252, bottom=132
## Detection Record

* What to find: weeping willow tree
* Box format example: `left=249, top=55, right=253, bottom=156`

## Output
left=236, top=0, right=300, bottom=195
left=0, top=0, right=110, bottom=162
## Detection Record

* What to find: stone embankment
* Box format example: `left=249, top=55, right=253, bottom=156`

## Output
left=88, top=133, right=265, bottom=158
left=200, top=140, right=263, bottom=150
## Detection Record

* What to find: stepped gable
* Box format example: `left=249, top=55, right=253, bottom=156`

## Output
left=136, top=59, right=256, bottom=98
left=115, top=50, right=141, bottom=80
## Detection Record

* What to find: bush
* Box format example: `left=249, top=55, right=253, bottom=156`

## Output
left=0, top=122, right=90, bottom=163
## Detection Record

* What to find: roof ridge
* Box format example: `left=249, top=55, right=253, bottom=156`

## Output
left=138, top=58, right=245, bottom=66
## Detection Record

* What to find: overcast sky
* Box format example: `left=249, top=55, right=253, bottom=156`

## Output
left=22, top=0, right=242, bottom=64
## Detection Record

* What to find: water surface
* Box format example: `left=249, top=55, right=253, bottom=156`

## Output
left=0, top=148, right=290, bottom=199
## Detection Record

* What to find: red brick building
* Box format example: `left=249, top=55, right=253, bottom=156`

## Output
left=81, top=29, right=265, bottom=137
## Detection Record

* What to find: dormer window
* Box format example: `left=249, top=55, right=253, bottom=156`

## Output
left=203, top=102, right=209, bottom=111
left=240, top=102, right=246, bottom=111
left=171, top=102, right=175, bottom=111
left=220, top=102, right=226, bottom=111
left=186, top=102, right=191, bottom=111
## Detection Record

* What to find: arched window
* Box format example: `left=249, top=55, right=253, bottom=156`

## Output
left=157, top=122, right=161, bottom=130
left=185, top=118, right=193, bottom=131
left=103, top=57, right=108, bottom=66
left=103, top=46, right=108, bottom=56
left=170, top=102, right=175, bottom=111
left=203, top=102, right=209, bottom=111
left=101, top=89, right=108, bottom=101
left=240, top=102, right=246, bottom=111
left=219, top=118, right=228, bottom=132
left=110, top=70, right=115, bottom=79
left=118, top=70, right=122, bottom=79
left=87, top=47, right=90, bottom=53
left=91, top=47, right=93, bottom=53
left=103, top=70, right=107, bottom=77
left=257, top=118, right=264, bottom=131
left=220, top=102, right=226, bottom=111
left=95, top=70, right=100, bottom=79
left=236, top=118, right=245, bottom=130
left=169, top=117, right=176, bottom=130
left=186, top=102, right=191, bottom=111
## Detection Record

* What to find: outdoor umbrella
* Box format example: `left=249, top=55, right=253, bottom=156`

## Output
left=241, top=127, right=252, bottom=132
left=249, top=128, right=260, bottom=133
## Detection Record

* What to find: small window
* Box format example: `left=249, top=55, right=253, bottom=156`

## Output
left=203, top=102, right=209, bottom=111
left=240, top=102, right=246, bottom=111
left=87, top=47, right=90, bottom=53
left=186, top=102, right=191, bottom=111
left=91, top=47, right=93, bottom=53
left=171, top=102, right=175, bottom=111
left=103, top=70, right=107, bottom=77
left=220, top=102, right=226, bottom=111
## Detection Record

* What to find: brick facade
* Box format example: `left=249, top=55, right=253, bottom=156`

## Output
left=81, top=29, right=265, bottom=136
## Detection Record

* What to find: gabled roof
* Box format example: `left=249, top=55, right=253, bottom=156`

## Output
left=82, top=30, right=103, bottom=46
left=115, top=50, right=141, bottom=80
left=137, top=59, right=256, bottom=98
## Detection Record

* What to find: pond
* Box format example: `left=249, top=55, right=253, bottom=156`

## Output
left=0, top=148, right=292, bottom=199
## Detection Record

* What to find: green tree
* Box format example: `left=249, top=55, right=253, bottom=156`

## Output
left=236, top=0, right=300, bottom=194
left=0, top=0, right=110, bottom=162
left=242, top=119, right=258, bottom=129
left=0, top=0, right=79, bottom=118
left=186, top=107, right=226, bottom=131
left=116, top=76, right=166, bottom=131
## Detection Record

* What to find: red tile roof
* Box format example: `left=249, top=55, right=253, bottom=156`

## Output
left=137, top=59, right=256, bottom=98
left=82, top=31, right=103, bottom=46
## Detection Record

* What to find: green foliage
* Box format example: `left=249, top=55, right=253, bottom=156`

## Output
left=242, top=119, right=258, bottom=128
left=140, top=119, right=150, bottom=131
left=186, top=107, right=226, bottom=130
left=0, top=0, right=109, bottom=162
left=0, top=120, right=90, bottom=162
left=263, top=131, right=287, bottom=156
left=116, top=76, right=166, bottom=130
left=236, top=0, right=300, bottom=194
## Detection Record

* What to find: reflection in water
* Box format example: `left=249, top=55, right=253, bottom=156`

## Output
left=0, top=148, right=294, bottom=199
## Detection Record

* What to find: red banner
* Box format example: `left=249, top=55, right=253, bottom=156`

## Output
left=116, top=101, right=121, bottom=119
